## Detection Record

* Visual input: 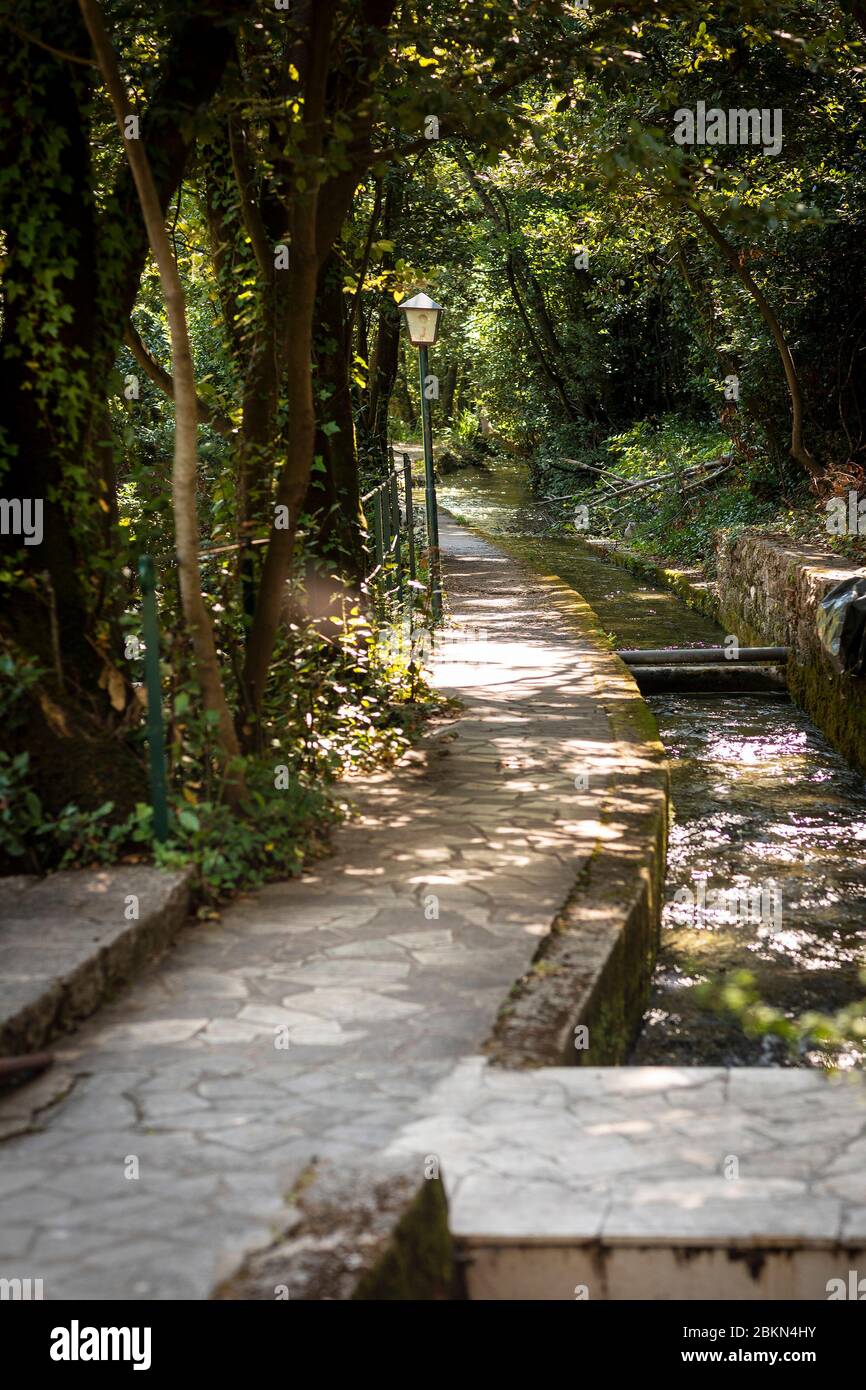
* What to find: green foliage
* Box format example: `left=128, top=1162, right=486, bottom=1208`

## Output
left=449, top=409, right=481, bottom=449
left=386, top=1, right=866, bottom=515
left=8, top=0, right=866, bottom=900
left=0, top=760, right=323, bottom=902
left=534, top=411, right=866, bottom=571
left=0, top=751, right=44, bottom=864
left=0, top=598, right=445, bottom=900
left=151, top=770, right=330, bottom=906
left=537, top=414, right=785, bottom=566
left=604, top=419, right=729, bottom=480
left=697, top=967, right=866, bottom=1070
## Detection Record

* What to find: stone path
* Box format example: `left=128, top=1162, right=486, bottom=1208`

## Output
left=0, top=513, right=616, bottom=1299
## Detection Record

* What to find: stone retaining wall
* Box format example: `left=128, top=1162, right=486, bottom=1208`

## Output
left=715, top=532, right=866, bottom=777
left=586, top=530, right=866, bottom=779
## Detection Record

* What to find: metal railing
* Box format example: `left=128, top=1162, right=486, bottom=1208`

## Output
left=362, top=450, right=422, bottom=607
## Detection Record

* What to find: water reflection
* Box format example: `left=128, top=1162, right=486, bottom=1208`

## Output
left=439, top=461, right=866, bottom=1067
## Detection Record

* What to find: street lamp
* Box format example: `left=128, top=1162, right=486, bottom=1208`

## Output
left=399, top=291, right=443, bottom=347
left=398, top=293, right=443, bottom=621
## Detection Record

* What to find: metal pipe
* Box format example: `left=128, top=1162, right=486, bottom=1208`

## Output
left=632, top=666, right=788, bottom=695
left=617, top=646, right=789, bottom=667
left=0, top=1052, right=54, bottom=1082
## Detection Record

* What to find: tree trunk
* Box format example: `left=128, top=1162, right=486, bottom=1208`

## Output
left=366, top=170, right=403, bottom=470
left=305, top=254, right=366, bottom=592
left=80, top=0, right=244, bottom=800
left=441, top=362, right=458, bottom=425
left=694, top=206, right=820, bottom=480
left=393, top=364, right=418, bottom=433
left=241, top=0, right=338, bottom=722
left=368, top=299, right=402, bottom=470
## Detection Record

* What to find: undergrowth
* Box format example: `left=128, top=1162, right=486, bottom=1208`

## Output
left=1, top=604, right=448, bottom=908
left=534, top=414, right=866, bottom=571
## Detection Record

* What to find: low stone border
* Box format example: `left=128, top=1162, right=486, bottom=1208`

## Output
left=482, top=565, right=669, bottom=1067
left=582, top=535, right=721, bottom=623
left=0, top=865, right=192, bottom=1056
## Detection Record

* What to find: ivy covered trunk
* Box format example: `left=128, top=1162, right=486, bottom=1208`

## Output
left=0, top=1, right=246, bottom=813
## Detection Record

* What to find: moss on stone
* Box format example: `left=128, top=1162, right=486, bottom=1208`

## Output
left=351, top=1177, right=455, bottom=1301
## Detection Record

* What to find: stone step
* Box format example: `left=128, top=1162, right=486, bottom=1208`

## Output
left=0, top=867, right=191, bottom=1057
left=387, top=1060, right=866, bottom=1301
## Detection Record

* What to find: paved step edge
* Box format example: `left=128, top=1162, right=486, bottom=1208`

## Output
left=0, top=867, right=193, bottom=1056
left=213, top=1160, right=457, bottom=1302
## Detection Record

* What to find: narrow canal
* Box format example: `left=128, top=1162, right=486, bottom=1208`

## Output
left=438, top=460, right=866, bottom=1068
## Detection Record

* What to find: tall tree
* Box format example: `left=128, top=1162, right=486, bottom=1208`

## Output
left=79, top=0, right=245, bottom=798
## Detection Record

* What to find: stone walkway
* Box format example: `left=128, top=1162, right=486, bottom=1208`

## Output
left=0, top=514, right=617, bottom=1299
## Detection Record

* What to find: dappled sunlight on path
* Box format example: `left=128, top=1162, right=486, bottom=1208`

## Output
left=0, top=513, right=623, bottom=1299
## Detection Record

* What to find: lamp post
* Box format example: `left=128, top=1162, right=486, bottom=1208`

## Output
left=398, top=292, right=443, bottom=622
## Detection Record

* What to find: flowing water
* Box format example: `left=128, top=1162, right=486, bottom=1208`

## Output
left=438, top=459, right=866, bottom=1068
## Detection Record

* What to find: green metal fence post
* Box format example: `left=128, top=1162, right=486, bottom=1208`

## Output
left=389, top=472, right=402, bottom=598
left=403, top=452, right=416, bottom=584
left=418, top=344, right=442, bottom=621
left=381, top=478, right=392, bottom=579
left=373, top=488, right=384, bottom=575
left=138, top=556, right=169, bottom=842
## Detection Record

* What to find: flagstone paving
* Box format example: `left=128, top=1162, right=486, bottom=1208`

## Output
left=0, top=513, right=618, bottom=1300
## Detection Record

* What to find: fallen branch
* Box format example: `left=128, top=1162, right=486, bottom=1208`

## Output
left=543, top=455, right=732, bottom=505
left=549, top=457, right=620, bottom=480
left=605, top=462, right=734, bottom=518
